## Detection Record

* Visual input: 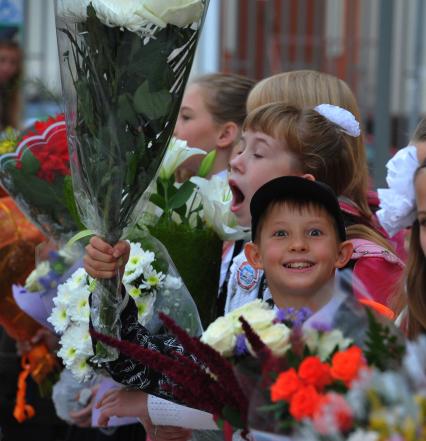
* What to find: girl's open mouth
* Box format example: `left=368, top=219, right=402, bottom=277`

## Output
left=229, top=180, right=245, bottom=213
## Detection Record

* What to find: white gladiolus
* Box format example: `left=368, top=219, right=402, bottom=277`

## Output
left=57, top=0, right=204, bottom=33
left=190, top=175, right=247, bottom=240
left=159, top=138, right=206, bottom=181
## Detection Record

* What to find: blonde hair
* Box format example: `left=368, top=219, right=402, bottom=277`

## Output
left=244, top=102, right=394, bottom=250
left=0, top=41, right=22, bottom=129
left=247, top=70, right=370, bottom=219
left=244, top=103, right=356, bottom=196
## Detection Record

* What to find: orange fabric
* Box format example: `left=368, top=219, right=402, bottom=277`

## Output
left=359, top=298, right=395, bottom=320
left=0, top=196, right=44, bottom=341
left=13, top=355, right=36, bottom=423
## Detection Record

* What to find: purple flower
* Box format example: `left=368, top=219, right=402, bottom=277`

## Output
left=234, top=334, right=248, bottom=357
left=310, top=321, right=333, bottom=332
left=275, top=307, right=312, bottom=327
left=39, top=273, right=59, bottom=290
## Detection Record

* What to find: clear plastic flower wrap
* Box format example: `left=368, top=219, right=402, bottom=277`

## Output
left=55, top=0, right=209, bottom=362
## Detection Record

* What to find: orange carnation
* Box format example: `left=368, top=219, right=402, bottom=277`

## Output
left=298, top=356, right=332, bottom=390
left=289, top=385, right=321, bottom=421
left=270, top=368, right=303, bottom=402
left=330, top=346, right=366, bottom=385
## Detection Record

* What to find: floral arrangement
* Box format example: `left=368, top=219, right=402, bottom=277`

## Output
left=49, top=237, right=201, bottom=381
left=55, top=0, right=209, bottom=362
left=147, top=137, right=246, bottom=327
left=0, top=113, right=82, bottom=242
left=91, top=300, right=405, bottom=441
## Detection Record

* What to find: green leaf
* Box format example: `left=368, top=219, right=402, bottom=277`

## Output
left=222, top=405, right=244, bottom=429
left=149, top=193, right=165, bottom=210
left=118, top=94, right=139, bottom=127
left=197, top=150, right=217, bottom=177
left=66, top=229, right=95, bottom=248
left=63, top=176, right=85, bottom=229
left=133, top=81, right=172, bottom=120
left=168, top=181, right=195, bottom=210
left=20, top=150, right=40, bottom=175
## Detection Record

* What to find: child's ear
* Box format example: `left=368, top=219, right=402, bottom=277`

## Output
left=217, top=122, right=239, bottom=149
left=335, top=240, right=353, bottom=269
left=244, top=242, right=263, bottom=270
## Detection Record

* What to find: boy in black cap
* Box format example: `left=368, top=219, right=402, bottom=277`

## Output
left=244, top=176, right=353, bottom=314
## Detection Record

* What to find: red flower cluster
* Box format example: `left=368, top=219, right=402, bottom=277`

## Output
left=270, top=347, right=365, bottom=425
left=16, top=114, right=70, bottom=183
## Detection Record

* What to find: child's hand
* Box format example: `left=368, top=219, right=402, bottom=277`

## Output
left=69, top=384, right=100, bottom=428
left=84, top=236, right=130, bottom=279
left=97, top=389, right=192, bottom=440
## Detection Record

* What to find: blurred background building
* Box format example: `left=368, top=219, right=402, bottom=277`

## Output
left=2, top=0, right=426, bottom=185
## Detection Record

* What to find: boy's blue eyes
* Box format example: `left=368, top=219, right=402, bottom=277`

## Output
left=272, top=229, right=323, bottom=237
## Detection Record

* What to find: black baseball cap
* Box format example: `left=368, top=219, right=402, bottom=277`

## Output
left=250, top=176, right=346, bottom=242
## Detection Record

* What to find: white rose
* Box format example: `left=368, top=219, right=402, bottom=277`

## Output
left=201, top=317, right=236, bottom=357
left=159, top=138, right=205, bottom=181
left=255, top=324, right=291, bottom=357
left=231, top=308, right=276, bottom=335
left=190, top=175, right=246, bottom=240
left=138, top=0, right=204, bottom=28
left=24, top=261, right=51, bottom=292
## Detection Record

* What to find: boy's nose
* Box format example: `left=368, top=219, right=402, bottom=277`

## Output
left=288, top=236, right=308, bottom=252
left=229, top=152, right=244, bottom=173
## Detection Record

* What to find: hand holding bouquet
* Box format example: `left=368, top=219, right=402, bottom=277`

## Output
left=56, top=0, right=209, bottom=362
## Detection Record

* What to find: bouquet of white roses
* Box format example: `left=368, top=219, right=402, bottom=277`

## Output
left=55, top=0, right=209, bottom=362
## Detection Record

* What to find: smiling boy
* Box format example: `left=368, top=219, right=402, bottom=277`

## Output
left=244, top=176, right=353, bottom=314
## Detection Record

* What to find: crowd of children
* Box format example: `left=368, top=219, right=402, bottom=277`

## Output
left=3, top=65, right=426, bottom=440
left=78, top=69, right=426, bottom=441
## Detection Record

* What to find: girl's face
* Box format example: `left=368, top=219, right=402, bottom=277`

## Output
left=415, top=169, right=426, bottom=256
left=228, top=130, right=302, bottom=227
left=174, top=84, right=222, bottom=176
left=0, top=47, right=20, bottom=84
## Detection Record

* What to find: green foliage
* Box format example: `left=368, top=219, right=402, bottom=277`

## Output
left=364, top=309, right=405, bottom=370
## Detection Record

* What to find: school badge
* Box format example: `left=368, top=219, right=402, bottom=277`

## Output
left=237, top=261, right=259, bottom=291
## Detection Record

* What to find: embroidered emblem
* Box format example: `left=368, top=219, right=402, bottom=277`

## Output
left=237, top=261, right=259, bottom=291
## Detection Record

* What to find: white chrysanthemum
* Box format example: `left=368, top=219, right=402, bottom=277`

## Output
left=69, top=357, right=94, bottom=383
left=126, top=285, right=143, bottom=299
left=135, top=294, right=156, bottom=325
left=68, top=287, right=91, bottom=323
left=47, top=304, right=70, bottom=334
left=164, top=275, right=182, bottom=290
left=54, top=282, right=74, bottom=307
left=24, top=261, right=51, bottom=292
left=139, top=267, right=165, bottom=290
left=59, top=325, right=93, bottom=366
left=67, top=267, right=88, bottom=291
left=123, top=265, right=144, bottom=285
left=123, top=244, right=156, bottom=284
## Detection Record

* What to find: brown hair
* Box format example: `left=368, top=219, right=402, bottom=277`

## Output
left=244, top=102, right=393, bottom=250
left=192, top=73, right=256, bottom=127
left=0, top=40, right=22, bottom=129
left=400, top=162, right=426, bottom=338
left=411, top=117, right=426, bottom=143
left=246, top=70, right=370, bottom=219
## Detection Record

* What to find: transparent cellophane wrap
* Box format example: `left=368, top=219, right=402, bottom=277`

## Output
left=55, top=0, right=209, bottom=362
left=124, top=227, right=203, bottom=337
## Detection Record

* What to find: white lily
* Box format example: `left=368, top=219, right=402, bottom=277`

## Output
left=159, top=138, right=206, bottom=181
left=190, top=175, right=247, bottom=240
